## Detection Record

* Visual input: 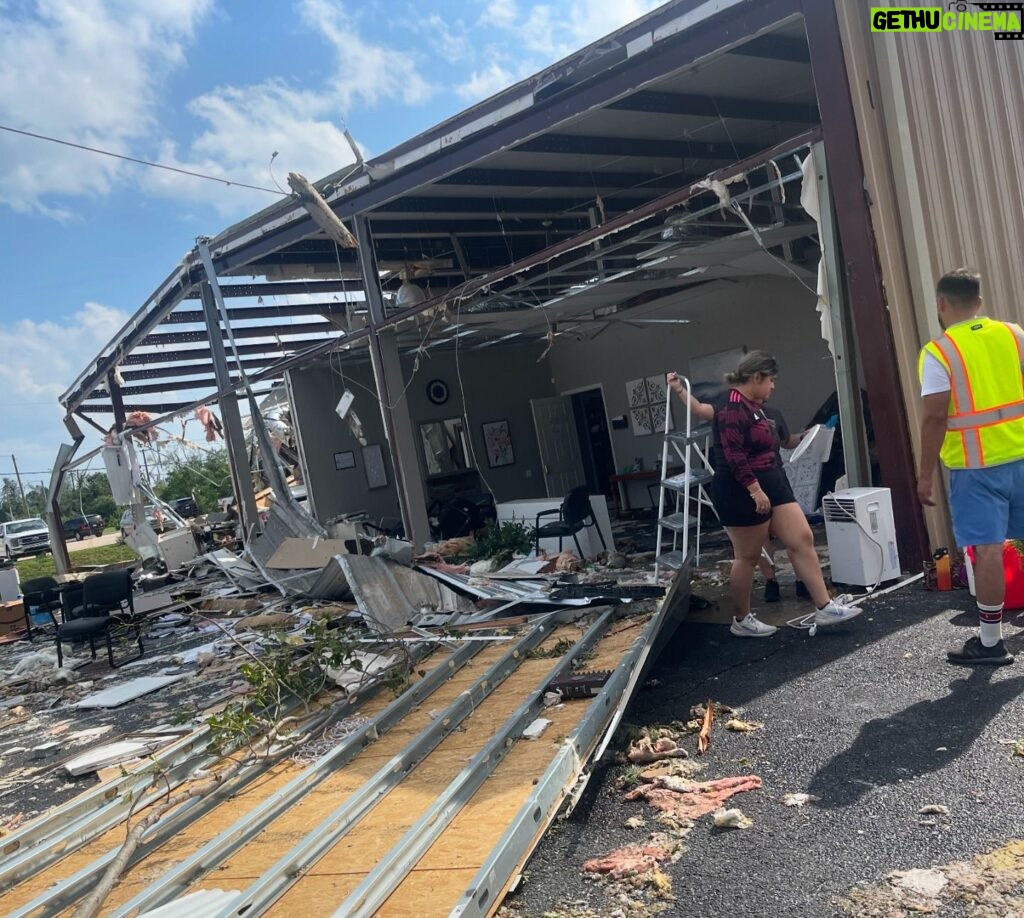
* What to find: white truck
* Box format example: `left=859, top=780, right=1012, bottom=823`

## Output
left=0, top=518, right=51, bottom=560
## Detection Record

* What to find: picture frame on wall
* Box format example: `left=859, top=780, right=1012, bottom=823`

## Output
left=333, top=450, right=356, bottom=471
left=482, top=419, right=515, bottom=468
left=362, top=443, right=388, bottom=489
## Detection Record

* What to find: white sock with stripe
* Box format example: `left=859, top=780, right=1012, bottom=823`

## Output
left=978, top=601, right=1004, bottom=648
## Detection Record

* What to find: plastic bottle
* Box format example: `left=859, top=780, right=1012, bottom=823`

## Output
left=934, top=548, right=952, bottom=591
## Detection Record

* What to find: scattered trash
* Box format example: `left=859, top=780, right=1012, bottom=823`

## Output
left=893, top=868, right=948, bottom=898
left=626, top=732, right=688, bottom=765
left=523, top=717, right=552, bottom=740
left=918, top=804, right=950, bottom=816
left=548, top=671, right=612, bottom=699
left=74, top=675, right=187, bottom=710
left=625, top=774, right=762, bottom=822
left=697, top=698, right=715, bottom=755
left=582, top=843, right=676, bottom=880
left=712, top=807, right=752, bottom=829
left=724, top=718, right=764, bottom=733
left=781, top=793, right=818, bottom=807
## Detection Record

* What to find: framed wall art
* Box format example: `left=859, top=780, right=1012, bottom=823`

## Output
left=482, top=419, right=515, bottom=468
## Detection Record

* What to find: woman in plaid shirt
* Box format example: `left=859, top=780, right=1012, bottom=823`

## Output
left=669, top=352, right=861, bottom=637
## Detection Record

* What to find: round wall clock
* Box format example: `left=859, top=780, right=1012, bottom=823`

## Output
left=426, top=378, right=449, bottom=405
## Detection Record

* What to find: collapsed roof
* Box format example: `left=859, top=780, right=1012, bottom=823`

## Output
left=59, top=0, right=819, bottom=426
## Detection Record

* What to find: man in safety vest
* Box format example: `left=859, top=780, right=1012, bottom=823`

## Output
left=917, top=268, right=1024, bottom=665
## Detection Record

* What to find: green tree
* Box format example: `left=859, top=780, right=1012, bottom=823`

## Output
left=157, top=449, right=232, bottom=513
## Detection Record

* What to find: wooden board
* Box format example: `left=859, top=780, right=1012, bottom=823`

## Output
left=265, top=538, right=351, bottom=570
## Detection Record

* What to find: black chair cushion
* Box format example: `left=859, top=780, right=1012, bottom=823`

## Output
left=537, top=522, right=580, bottom=537
left=59, top=618, right=112, bottom=639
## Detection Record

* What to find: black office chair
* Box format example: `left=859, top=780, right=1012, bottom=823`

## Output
left=55, top=569, right=143, bottom=669
left=19, top=576, right=63, bottom=642
left=437, top=497, right=484, bottom=539
left=534, top=487, right=608, bottom=558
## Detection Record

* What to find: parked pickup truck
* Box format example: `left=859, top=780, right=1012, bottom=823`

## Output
left=0, top=518, right=51, bottom=559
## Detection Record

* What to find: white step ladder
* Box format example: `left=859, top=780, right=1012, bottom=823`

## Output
left=654, top=375, right=719, bottom=575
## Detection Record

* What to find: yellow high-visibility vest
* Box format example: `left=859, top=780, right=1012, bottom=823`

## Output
left=918, top=316, right=1024, bottom=469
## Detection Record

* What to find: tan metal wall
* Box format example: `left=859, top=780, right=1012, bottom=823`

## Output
left=834, top=0, right=1024, bottom=548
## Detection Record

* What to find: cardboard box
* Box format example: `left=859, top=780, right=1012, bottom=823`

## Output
left=0, top=600, right=25, bottom=636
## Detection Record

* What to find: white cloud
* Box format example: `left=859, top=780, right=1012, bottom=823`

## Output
left=0, top=0, right=212, bottom=218
left=0, top=301, right=131, bottom=460
left=143, top=0, right=437, bottom=215
left=471, top=0, right=663, bottom=73
left=457, top=62, right=516, bottom=102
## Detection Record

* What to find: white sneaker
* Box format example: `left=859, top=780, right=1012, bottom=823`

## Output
left=730, top=613, right=778, bottom=638
left=813, top=599, right=863, bottom=626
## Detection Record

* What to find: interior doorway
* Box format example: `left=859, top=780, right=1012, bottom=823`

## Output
left=568, top=387, right=616, bottom=502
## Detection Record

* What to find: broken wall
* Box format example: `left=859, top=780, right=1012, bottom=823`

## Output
left=548, top=277, right=835, bottom=470
left=287, top=342, right=556, bottom=523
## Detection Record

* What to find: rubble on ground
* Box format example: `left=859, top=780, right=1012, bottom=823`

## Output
left=0, top=516, right=675, bottom=865
left=837, top=841, right=1024, bottom=917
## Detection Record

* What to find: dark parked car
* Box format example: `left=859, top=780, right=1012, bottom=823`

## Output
left=168, top=496, right=200, bottom=518
left=62, top=515, right=104, bottom=540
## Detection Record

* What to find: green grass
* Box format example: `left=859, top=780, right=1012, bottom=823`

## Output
left=16, top=544, right=139, bottom=581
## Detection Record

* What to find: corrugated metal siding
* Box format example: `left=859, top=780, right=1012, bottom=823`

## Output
left=834, top=0, right=1024, bottom=548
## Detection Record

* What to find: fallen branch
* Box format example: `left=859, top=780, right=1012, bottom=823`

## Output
left=73, top=772, right=226, bottom=918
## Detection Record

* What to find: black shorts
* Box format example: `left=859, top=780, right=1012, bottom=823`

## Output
left=710, top=466, right=797, bottom=528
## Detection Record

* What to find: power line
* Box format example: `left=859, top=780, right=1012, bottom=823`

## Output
left=0, top=124, right=289, bottom=196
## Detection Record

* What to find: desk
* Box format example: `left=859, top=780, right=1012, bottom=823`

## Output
left=609, top=467, right=683, bottom=513
left=496, top=496, right=614, bottom=560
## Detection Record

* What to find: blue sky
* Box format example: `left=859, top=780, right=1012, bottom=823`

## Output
left=0, top=0, right=660, bottom=484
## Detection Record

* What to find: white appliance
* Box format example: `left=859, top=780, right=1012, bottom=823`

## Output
left=823, top=487, right=901, bottom=587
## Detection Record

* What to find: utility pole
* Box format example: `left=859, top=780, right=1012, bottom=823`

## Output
left=11, top=455, right=29, bottom=517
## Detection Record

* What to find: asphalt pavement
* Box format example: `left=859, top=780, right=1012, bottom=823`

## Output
left=503, top=585, right=1024, bottom=917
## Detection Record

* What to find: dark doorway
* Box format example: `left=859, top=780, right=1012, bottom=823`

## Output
left=569, top=388, right=616, bottom=501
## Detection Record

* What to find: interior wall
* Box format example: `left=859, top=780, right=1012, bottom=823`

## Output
left=548, top=277, right=837, bottom=473
left=287, top=343, right=555, bottom=524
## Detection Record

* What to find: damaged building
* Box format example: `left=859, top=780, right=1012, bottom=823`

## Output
left=2, top=0, right=1023, bottom=915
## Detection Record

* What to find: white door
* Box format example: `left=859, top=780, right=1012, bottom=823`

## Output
left=531, top=397, right=586, bottom=498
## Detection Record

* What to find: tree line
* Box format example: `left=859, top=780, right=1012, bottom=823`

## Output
left=0, top=449, right=232, bottom=524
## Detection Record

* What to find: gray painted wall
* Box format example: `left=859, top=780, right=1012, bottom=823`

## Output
left=289, top=277, right=835, bottom=523
left=547, top=277, right=837, bottom=474
left=287, top=342, right=556, bottom=524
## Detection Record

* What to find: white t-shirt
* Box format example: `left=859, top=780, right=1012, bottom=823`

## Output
left=920, top=351, right=952, bottom=397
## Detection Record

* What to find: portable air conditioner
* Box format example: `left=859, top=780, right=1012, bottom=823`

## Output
left=822, top=487, right=901, bottom=587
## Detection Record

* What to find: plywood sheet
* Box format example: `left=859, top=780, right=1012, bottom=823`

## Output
left=265, top=538, right=350, bottom=570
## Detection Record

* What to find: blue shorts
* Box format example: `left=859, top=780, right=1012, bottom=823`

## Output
left=949, top=459, right=1024, bottom=547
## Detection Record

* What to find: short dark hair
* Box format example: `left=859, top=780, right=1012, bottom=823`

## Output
left=725, top=350, right=778, bottom=384
left=936, top=268, right=981, bottom=307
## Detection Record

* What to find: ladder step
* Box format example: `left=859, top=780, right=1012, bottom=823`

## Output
left=658, top=512, right=697, bottom=533
left=662, top=469, right=713, bottom=491
left=665, top=425, right=712, bottom=446
left=655, top=550, right=687, bottom=571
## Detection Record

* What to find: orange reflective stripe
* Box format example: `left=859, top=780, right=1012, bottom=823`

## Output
left=942, top=333, right=977, bottom=409
left=1005, top=322, right=1024, bottom=372
left=947, top=401, right=1024, bottom=430
left=931, top=338, right=968, bottom=413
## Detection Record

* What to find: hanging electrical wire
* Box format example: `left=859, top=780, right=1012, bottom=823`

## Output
left=0, top=123, right=287, bottom=195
